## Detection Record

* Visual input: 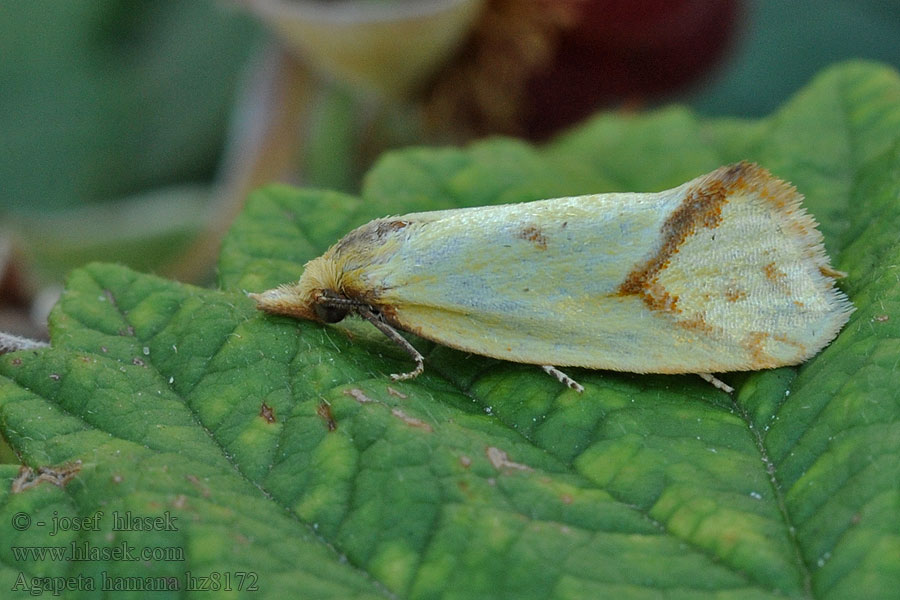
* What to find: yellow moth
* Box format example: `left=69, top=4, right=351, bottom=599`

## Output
left=251, top=162, right=853, bottom=393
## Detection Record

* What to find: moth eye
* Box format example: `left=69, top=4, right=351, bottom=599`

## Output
left=314, top=303, right=349, bottom=323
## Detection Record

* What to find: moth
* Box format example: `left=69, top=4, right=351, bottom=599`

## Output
left=251, top=162, right=854, bottom=393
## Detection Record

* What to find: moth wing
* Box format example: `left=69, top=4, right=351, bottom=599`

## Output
left=347, top=164, right=852, bottom=374
left=650, top=165, right=853, bottom=370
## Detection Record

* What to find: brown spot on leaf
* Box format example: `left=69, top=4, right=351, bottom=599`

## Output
left=391, top=408, right=433, bottom=432
left=519, top=225, right=548, bottom=250
left=185, top=474, right=211, bottom=497
left=317, top=402, right=337, bottom=431
left=386, top=386, right=408, bottom=399
left=132, top=357, right=145, bottom=367
left=344, top=388, right=375, bottom=403
left=259, top=402, right=276, bottom=424
left=618, top=162, right=750, bottom=311
left=486, top=446, right=532, bottom=472
left=11, top=460, right=82, bottom=493
left=11, top=357, right=21, bottom=366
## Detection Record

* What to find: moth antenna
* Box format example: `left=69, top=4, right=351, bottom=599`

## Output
left=541, top=365, right=584, bottom=393
left=319, top=295, right=362, bottom=308
left=697, top=373, right=734, bottom=394
left=357, top=307, right=425, bottom=381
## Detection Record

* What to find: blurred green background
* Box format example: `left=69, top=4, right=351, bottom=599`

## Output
left=0, top=0, right=897, bottom=333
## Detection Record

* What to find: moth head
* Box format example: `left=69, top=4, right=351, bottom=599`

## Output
left=250, top=255, right=345, bottom=323
left=311, top=290, right=350, bottom=323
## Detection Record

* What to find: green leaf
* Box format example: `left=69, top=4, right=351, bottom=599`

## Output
left=3, top=61, right=899, bottom=599
left=0, top=1, right=259, bottom=213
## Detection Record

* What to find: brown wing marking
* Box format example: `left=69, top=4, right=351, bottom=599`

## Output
left=616, top=162, right=754, bottom=313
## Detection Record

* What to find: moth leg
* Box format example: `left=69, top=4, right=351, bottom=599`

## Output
left=697, top=373, right=734, bottom=394
left=541, top=365, right=584, bottom=393
left=357, top=307, right=424, bottom=381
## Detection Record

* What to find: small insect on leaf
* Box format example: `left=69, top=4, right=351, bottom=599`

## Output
left=250, top=162, right=853, bottom=393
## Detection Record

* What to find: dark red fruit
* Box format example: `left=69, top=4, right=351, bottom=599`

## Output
left=524, top=0, right=740, bottom=139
